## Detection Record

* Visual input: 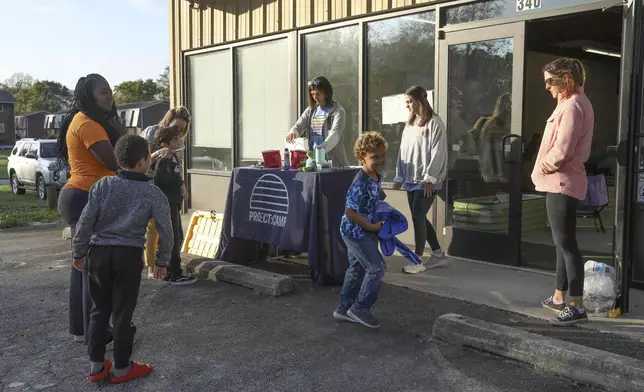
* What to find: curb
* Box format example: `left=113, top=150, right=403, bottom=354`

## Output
left=432, top=313, right=644, bottom=392
left=180, top=252, right=297, bottom=297
left=0, top=221, right=67, bottom=233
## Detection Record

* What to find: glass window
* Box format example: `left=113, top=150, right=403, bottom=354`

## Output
left=302, top=25, right=359, bottom=165
left=19, top=143, right=30, bottom=156
left=444, top=0, right=603, bottom=25
left=366, top=11, right=436, bottom=182
left=188, top=50, right=233, bottom=171
left=444, top=38, right=514, bottom=231
left=237, top=39, right=290, bottom=166
left=28, top=143, right=38, bottom=158
left=40, top=143, right=57, bottom=158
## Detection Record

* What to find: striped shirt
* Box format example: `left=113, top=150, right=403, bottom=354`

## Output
left=310, top=105, right=331, bottom=147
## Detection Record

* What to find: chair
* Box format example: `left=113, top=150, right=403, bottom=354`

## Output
left=577, top=174, right=609, bottom=233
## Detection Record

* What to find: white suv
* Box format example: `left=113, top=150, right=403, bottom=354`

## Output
left=7, top=138, right=68, bottom=200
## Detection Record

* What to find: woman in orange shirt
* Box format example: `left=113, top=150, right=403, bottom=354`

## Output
left=56, top=74, right=124, bottom=344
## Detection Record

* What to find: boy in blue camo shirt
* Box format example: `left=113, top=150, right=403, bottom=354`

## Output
left=333, top=131, right=388, bottom=329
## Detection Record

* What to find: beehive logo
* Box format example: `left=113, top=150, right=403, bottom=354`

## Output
left=248, top=174, right=289, bottom=227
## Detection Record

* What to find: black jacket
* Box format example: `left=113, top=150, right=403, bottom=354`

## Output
left=153, top=155, right=184, bottom=204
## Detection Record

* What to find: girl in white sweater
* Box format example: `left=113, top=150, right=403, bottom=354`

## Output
left=393, top=86, right=449, bottom=274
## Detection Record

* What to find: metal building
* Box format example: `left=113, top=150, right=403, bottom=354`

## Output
left=169, top=0, right=644, bottom=312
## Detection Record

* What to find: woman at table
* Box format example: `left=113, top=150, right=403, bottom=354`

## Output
left=57, top=74, right=124, bottom=344
left=285, top=76, right=350, bottom=167
left=140, top=106, right=191, bottom=278
left=533, top=58, right=594, bottom=326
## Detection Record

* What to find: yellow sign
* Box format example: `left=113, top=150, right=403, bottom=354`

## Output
left=181, top=210, right=223, bottom=258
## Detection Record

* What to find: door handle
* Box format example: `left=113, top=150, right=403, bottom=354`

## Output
left=502, top=134, right=522, bottom=163
left=607, top=140, right=628, bottom=166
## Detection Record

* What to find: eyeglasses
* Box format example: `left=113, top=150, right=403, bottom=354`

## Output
left=308, top=80, right=320, bottom=88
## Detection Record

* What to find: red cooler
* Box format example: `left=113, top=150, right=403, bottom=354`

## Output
left=262, top=150, right=282, bottom=168
left=290, top=150, right=308, bottom=169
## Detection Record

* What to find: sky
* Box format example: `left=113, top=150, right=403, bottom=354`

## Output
left=0, top=0, right=169, bottom=90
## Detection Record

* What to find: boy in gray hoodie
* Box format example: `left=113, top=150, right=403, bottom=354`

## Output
left=72, top=134, right=173, bottom=384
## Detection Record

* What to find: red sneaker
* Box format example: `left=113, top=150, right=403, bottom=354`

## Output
left=109, top=361, right=153, bottom=384
left=88, top=360, right=112, bottom=383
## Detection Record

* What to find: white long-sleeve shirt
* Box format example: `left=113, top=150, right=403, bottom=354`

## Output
left=393, top=114, right=448, bottom=186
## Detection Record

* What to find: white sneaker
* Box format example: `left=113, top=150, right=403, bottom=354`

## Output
left=73, top=334, right=84, bottom=343
left=425, top=251, right=448, bottom=269
left=403, top=263, right=427, bottom=274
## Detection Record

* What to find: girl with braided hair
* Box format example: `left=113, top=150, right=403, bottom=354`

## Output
left=533, top=58, right=594, bottom=326
left=57, top=74, right=125, bottom=344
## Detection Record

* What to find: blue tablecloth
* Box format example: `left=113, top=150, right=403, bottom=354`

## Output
left=217, top=167, right=360, bottom=285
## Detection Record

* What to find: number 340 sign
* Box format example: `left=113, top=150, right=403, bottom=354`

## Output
left=517, top=0, right=542, bottom=11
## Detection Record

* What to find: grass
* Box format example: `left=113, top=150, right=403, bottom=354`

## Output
left=0, top=149, right=9, bottom=180
left=0, top=184, right=61, bottom=229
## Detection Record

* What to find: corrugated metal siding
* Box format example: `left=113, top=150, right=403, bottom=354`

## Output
left=169, top=0, right=439, bottom=106
left=202, top=7, right=212, bottom=46
left=224, top=3, right=236, bottom=42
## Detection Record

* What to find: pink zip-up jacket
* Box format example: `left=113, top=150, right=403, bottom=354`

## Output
left=531, top=91, right=594, bottom=200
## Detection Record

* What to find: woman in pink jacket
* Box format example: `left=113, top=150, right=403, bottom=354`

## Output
left=532, top=58, right=594, bottom=326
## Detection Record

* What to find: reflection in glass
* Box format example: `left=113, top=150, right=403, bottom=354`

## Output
left=188, top=50, right=233, bottom=171
left=366, top=11, right=436, bottom=182
left=445, top=0, right=505, bottom=25
left=444, top=0, right=604, bottom=25
left=303, top=26, right=359, bottom=165
left=236, top=39, right=290, bottom=167
left=446, top=38, right=530, bottom=235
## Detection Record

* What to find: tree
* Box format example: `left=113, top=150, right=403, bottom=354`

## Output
left=14, top=80, right=72, bottom=113
left=0, top=73, right=35, bottom=95
left=157, top=66, right=170, bottom=100
left=113, top=79, right=161, bottom=104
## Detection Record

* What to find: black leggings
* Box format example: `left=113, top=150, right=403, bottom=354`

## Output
left=169, top=203, right=184, bottom=279
left=546, top=192, right=584, bottom=297
left=406, top=190, right=441, bottom=255
left=58, top=186, right=91, bottom=340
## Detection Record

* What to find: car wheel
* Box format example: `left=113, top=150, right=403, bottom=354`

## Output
left=10, top=172, right=26, bottom=195
left=37, top=175, right=46, bottom=200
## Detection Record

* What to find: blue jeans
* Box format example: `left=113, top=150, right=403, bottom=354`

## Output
left=339, top=235, right=385, bottom=312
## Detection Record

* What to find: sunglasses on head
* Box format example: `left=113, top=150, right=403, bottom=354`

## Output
left=308, top=79, right=321, bottom=88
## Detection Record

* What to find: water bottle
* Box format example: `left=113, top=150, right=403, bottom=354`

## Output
left=585, top=260, right=615, bottom=276
left=314, top=144, right=325, bottom=164
left=583, top=260, right=617, bottom=313
left=283, top=148, right=290, bottom=170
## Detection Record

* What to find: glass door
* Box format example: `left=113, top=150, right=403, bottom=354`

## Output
left=437, top=22, right=525, bottom=266
left=618, top=0, right=643, bottom=312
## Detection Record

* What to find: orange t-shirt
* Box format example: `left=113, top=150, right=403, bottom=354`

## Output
left=65, top=112, right=116, bottom=191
